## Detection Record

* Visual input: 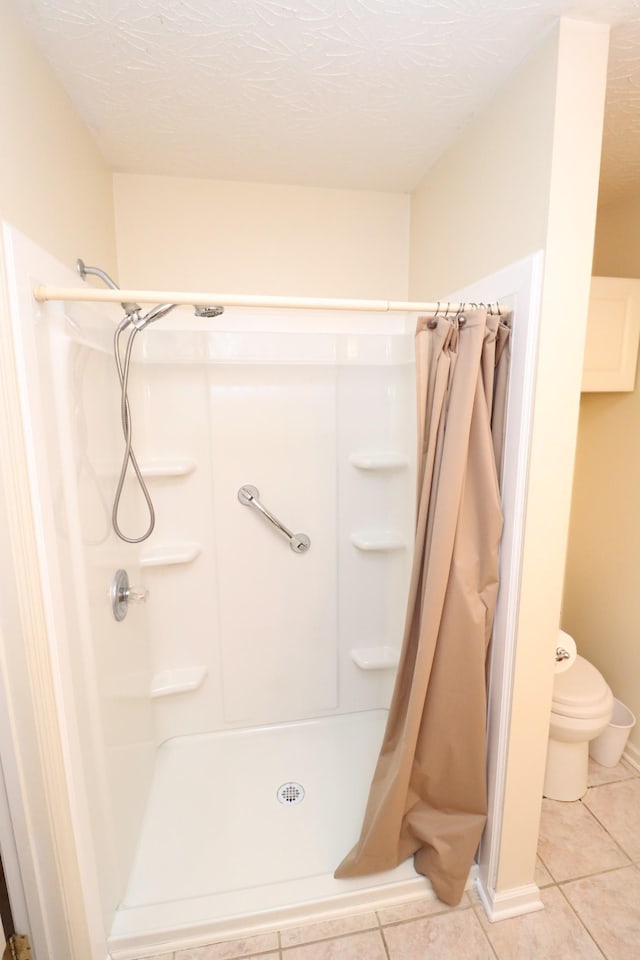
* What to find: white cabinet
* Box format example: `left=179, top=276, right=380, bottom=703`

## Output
left=582, top=276, right=640, bottom=392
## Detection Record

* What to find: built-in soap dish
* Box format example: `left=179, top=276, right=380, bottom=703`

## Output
left=140, top=543, right=202, bottom=567
left=139, top=458, right=197, bottom=478
left=349, top=453, right=408, bottom=471
left=350, top=532, right=406, bottom=552
left=150, top=666, right=207, bottom=699
left=96, top=457, right=197, bottom=479
left=351, top=647, right=400, bottom=670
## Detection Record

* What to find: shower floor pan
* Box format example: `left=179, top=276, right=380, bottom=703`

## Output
left=109, top=709, right=428, bottom=956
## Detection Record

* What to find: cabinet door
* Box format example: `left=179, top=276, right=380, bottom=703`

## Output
left=582, top=276, right=640, bottom=392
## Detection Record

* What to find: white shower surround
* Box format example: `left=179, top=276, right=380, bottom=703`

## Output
left=107, top=311, right=422, bottom=949
left=2, top=225, right=544, bottom=958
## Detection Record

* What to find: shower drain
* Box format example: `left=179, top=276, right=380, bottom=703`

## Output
left=277, top=782, right=305, bottom=806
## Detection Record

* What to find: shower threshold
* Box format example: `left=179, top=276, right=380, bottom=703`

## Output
left=108, top=710, right=434, bottom=957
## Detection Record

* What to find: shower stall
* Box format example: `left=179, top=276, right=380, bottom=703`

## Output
left=5, top=228, right=432, bottom=955
left=1, top=226, right=542, bottom=958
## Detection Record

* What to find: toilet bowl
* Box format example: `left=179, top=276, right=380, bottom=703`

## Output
left=543, top=654, right=613, bottom=801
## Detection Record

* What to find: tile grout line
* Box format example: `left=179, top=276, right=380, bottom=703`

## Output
left=555, top=880, right=609, bottom=960
left=579, top=793, right=637, bottom=864
left=376, top=904, right=475, bottom=931
left=278, top=924, right=388, bottom=954
left=556, top=861, right=636, bottom=885
left=378, top=923, right=392, bottom=960
left=375, top=906, right=392, bottom=960
left=535, top=849, right=559, bottom=885
left=466, top=902, right=500, bottom=960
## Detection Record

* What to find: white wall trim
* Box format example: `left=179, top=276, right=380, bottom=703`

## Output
left=623, top=743, right=640, bottom=773
left=448, top=251, right=545, bottom=906
left=475, top=878, right=544, bottom=923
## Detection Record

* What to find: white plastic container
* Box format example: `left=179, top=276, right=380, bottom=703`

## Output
left=589, top=698, right=636, bottom=767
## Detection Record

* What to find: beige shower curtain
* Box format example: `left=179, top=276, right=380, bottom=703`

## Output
left=335, top=306, right=512, bottom=906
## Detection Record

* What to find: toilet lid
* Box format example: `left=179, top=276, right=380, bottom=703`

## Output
left=552, top=655, right=612, bottom=719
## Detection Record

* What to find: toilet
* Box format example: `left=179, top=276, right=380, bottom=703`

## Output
left=544, top=652, right=613, bottom=801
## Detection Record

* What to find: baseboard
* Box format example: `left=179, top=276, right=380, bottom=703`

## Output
left=623, top=742, right=640, bottom=772
left=475, top=877, right=544, bottom=923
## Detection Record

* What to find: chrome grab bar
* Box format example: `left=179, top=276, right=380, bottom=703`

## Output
left=237, top=485, right=311, bottom=554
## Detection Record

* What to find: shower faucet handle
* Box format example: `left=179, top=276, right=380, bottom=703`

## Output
left=110, top=569, right=148, bottom=621
left=127, top=585, right=149, bottom=603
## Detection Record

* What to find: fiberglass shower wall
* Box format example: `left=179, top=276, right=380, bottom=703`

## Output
left=3, top=227, right=157, bottom=934
left=132, top=309, right=417, bottom=744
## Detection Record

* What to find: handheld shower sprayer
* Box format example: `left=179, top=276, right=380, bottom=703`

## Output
left=76, top=260, right=224, bottom=328
left=76, top=257, right=223, bottom=542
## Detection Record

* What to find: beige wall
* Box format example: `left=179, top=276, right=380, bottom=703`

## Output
left=563, top=189, right=640, bottom=757
left=410, top=19, right=609, bottom=899
left=409, top=32, right=557, bottom=297
left=113, top=174, right=409, bottom=298
left=0, top=0, right=116, bottom=271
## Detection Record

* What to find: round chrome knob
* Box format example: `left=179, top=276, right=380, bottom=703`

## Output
left=110, top=569, right=148, bottom=621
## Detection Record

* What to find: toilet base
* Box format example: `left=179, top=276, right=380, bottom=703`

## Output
left=543, top=738, right=589, bottom=801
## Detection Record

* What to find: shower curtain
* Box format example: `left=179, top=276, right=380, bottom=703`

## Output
left=335, top=306, right=511, bottom=906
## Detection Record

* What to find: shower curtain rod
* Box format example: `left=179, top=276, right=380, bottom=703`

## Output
left=33, top=284, right=506, bottom=315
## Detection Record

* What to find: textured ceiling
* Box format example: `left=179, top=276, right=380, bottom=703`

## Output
left=10, top=0, right=640, bottom=203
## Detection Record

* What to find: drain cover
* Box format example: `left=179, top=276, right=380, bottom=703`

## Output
left=277, top=782, right=305, bottom=805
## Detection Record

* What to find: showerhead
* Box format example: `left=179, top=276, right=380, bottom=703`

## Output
left=76, top=258, right=141, bottom=318
left=194, top=305, right=225, bottom=318
left=133, top=302, right=224, bottom=329
left=76, top=258, right=225, bottom=326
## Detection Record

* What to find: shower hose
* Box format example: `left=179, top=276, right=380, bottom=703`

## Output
left=112, top=317, right=156, bottom=543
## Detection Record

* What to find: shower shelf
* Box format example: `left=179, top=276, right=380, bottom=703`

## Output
left=139, top=458, right=197, bottom=478
left=349, top=453, right=408, bottom=471
left=351, top=646, right=400, bottom=670
left=350, top=532, right=406, bottom=551
left=150, top=666, right=207, bottom=699
left=96, top=458, right=197, bottom=478
left=139, top=543, right=202, bottom=567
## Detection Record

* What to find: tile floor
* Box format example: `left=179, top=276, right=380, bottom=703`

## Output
left=139, top=757, right=640, bottom=960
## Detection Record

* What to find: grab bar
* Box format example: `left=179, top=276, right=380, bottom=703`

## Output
left=237, top=485, right=311, bottom=554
